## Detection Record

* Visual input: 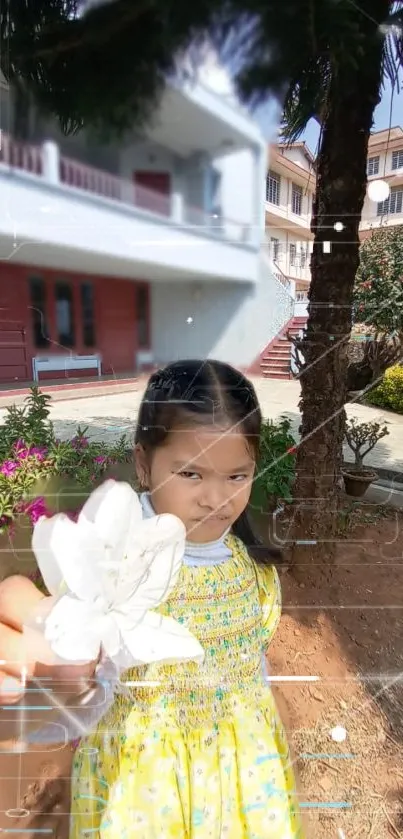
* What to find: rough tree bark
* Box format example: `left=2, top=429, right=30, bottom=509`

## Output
left=289, top=0, right=391, bottom=576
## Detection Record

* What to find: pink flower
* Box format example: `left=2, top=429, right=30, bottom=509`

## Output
left=17, top=497, right=51, bottom=525
left=71, top=436, right=89, bottom=450
left=14, top=440, right=29, bottom=459
left=0, top=460, right=18, bottom=477
left=94, top=456, right=106, bottom=465
left=30, top=446, right=47, bottom=461
left=66, top=508, right=81, bottom=522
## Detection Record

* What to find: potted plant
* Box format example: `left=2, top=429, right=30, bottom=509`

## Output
left=251, top=416, right=297, bottom=514
left=342, top=417, right=389, bottom=497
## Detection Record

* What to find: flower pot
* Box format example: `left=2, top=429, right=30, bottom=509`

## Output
left=341, top=468, right=377, bottom=498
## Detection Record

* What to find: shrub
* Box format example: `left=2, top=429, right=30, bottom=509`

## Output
left=0, top=388, right=131, bottom=534
left=366, top=365, right=403, bottom=414
left=251, top=415, right=297, bottom=512
left=344, top=417, right=389, bottom=469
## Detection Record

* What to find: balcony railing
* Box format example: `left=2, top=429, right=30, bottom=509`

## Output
left=0, top=133, right=43, bottom=175
left=0, top=133, right=253, bottom=246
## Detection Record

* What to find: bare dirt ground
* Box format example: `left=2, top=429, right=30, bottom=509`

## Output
left=272, top=506, right=403, bottom=839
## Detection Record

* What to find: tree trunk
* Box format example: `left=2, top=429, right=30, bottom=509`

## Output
left=290, top=0, right=390, bottom=576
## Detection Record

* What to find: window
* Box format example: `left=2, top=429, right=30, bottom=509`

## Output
left=291, top=183, right=303, bottom=215
left=266, top=170, right=280, bottom=205
left=300, top=245, right=308, bottom=268
left=367, top=156, right=380, bottom=176
left=137, top=286, right=150, bottom=348
left=296, top=290, right=308, bottom=302
left=29, top=278, right=50, bottom=348
left=55, top=282, right=75, bottom=347
left=377, top=186, right=403, bottom=216
left=391, top=149, right=403, bottom=170
left=270, top=237, right=280, bottom=261
left=289, top=243, right=297, bottom=266
left=81, top=283, right=96, bottom=347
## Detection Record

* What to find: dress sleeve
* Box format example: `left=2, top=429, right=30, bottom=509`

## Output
left=254, top=563, right=282, bottom=648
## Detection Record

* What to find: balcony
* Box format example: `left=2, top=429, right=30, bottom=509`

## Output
left=265, top=200, right=312, bottom=236
left=0, top=133, right=260, bottom=284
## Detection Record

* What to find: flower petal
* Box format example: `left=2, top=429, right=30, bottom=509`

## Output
left=79, top=480, right=142, bottom=553
left=112, top=513, right=186, bottom=607
left=117, top=609, right=204, bottom=666
left=44, top=595, right=102, bottom=661
left=31, top=518, right=64, bottom=596
left=32, top=514, right=104, bottom=600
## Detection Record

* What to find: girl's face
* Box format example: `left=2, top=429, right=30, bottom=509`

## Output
left=135, top=425, right=256, bottom=543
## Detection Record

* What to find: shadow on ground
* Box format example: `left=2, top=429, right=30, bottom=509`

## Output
left=250, top=409, right=403, bottom=746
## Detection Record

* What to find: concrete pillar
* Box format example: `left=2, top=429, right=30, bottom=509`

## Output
left=42, top=140, right=60, bottom=185
left=172, top=191, right=184, bottom=224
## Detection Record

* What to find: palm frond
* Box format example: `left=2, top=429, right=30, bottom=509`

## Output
left=381, top=1, right=403, bottom=89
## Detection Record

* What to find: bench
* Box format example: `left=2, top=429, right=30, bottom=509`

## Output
left=32, top=353, right=102, bottom=382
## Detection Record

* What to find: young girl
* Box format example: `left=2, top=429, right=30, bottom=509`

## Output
left=0, top=359, right=304, bottom=838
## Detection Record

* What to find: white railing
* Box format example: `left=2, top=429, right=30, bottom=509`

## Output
left=272, top=261, right=295, bottom=297
left=0, top=133, right=253, bottom=246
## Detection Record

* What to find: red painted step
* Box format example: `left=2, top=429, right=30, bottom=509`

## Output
left=248, top=314, right=308, bottom=379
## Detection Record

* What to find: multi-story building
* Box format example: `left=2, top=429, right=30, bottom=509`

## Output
left=256, top=140, right=315, bottom=377
left=265, top=141, right=315, bottom=304
left=260, top=127, right=403, bottom=378
left=360, top=126, right=403, bottom=237
left=1, top=62, right=297, bottom=385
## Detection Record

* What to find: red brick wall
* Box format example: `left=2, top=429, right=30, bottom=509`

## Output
left=0, top=265, right=150, bottom=383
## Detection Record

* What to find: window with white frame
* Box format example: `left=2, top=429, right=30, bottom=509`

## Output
left=367, top=155, right=380, bottom=176
left=266, top=170, right=280, bottom=205
left=289, top=243, right=297, bottom=266
left=270, top=237, right=280, bottom=261
left=377, top=186, right=403, bottom=216
left=291, top=183, right=303, bottom=215
left=300, top=244, right=308, bottom=268
left=392, top=149, right=403, bottom=170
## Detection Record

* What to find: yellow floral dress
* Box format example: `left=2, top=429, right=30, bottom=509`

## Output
left=70, top=536, right=304, bottom=838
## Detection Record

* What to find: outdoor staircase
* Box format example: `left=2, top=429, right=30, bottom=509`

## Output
left=259, top=315, right=308, bottom=379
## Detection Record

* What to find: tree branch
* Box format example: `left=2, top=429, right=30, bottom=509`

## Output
left=8, top=0, right=150, bottom=66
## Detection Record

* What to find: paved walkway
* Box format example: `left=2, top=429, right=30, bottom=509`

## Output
left=1, top=378, right=402, bottom=473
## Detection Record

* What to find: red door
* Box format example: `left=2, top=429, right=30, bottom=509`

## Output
left=98, top=279, right=137, bottom=375
left=133, top=171, right=171, bottom=216
left=0, top=321, right=29, bottom=383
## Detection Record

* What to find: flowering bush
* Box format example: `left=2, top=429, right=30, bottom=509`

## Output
left=353, top=225, right=403, bottom=336
left=366, top=364, right=403, bottom=414
left=0, top=387, right=131, bottom=536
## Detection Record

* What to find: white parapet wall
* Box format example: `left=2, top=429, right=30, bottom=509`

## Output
left=151, top=253, right=295, bottom=368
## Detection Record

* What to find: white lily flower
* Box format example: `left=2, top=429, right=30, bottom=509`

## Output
left=29, top=479, right=204, bottom=667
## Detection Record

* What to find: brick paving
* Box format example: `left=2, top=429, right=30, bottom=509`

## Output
left=1, top=378, right=402, bottom=473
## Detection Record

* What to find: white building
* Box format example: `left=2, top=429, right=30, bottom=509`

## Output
left=258, top=127, right=403, bottom=378
left=0, top=63, right=294, bottom=384
left=264, top=140, right=315, bottom=307
left=360, top=126, right=403, bottom=236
